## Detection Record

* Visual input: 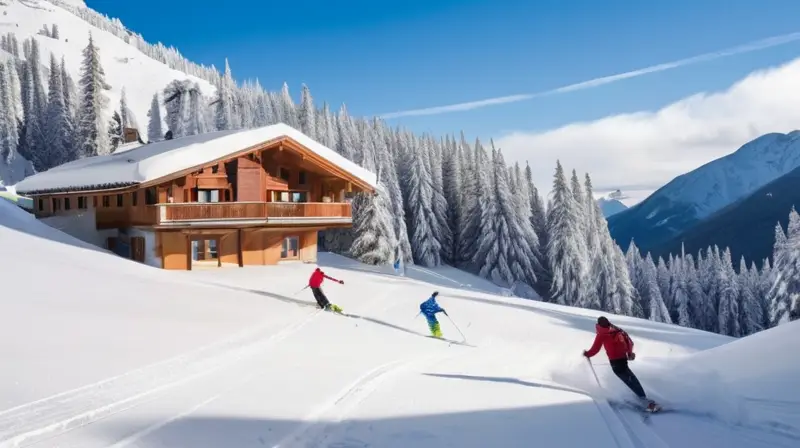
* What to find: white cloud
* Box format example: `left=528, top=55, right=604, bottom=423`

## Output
left=379, top=31, right=800, bottom=119
left=494, top=57, right=800, bottom=204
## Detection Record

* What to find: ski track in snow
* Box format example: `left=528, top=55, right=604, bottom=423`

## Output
left=0, top=309, right=324, bottom=448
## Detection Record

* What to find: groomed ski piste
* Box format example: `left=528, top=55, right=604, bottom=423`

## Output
left=0, top=197, right=798, bottom=448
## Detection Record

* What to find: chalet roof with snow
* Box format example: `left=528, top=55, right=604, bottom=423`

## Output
left=14, top=123, right=378, bottom=195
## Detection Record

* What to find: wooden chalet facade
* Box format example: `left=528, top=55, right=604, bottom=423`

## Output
left=14, top=124, right=376, bottom=270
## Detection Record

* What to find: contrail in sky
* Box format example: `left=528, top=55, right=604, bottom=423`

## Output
left=379, top=31, right=800, bottom=119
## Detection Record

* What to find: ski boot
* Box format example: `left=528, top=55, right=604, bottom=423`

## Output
left=325, top=303, right=343, bottom=314
left=644, top=400, right=661, bottom=413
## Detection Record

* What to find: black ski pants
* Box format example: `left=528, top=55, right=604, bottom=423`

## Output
left=610, top=358, right=647, bottom=399
left=311, top=287, right=329, bottom=308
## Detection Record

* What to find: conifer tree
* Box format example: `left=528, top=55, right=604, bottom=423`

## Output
left=147, top=93, right=163, bottom=142
left=77, top=33, right=111, bottom=157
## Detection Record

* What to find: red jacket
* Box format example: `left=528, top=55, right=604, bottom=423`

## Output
left=309, top=269, right=340, bottom=288
left=585, top=324, right=633, bottom=361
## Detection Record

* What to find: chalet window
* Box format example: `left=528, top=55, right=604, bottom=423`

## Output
left=292, top=191, right=307, bottom=203
left=298, top=171, right=307, bottom=185
left=116, top=194, right=124, bottom=207
left=77, top=196, right=87, bottom=209
left=281, top=236, right=299, bottom=259
left=102, top=195, right=110, bottom=208
left=52, top=198, right=61, bottom=212
left=38, top=199, right=44, bottom=211
left=64, top=198, right=71, bottom=211
left=131, top=192, right=138, bottom=206
left=197, top=189, right=220, bottom=203
left=279, top=167, right=290, bottom=181
left=145, top=187, right=157, bottom=205
left=211, top=165, right=219, bottom=174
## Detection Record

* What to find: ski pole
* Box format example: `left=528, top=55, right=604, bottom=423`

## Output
left=586, top=357, right=602, bottom=387
left=445, top=314, right=467, bottom=342
left=293, top=285, right=309, bottom=296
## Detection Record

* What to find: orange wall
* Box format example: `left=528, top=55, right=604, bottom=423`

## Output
left=160, top=231, right=189, bottom=270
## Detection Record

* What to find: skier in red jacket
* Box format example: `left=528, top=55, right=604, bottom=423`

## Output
left=583, top=316, right=660, bottom=412
left=308, top=267, right=344, bottom=312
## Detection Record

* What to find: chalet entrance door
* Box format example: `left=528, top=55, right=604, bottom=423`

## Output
left=190, top=236, right=221, bottom=267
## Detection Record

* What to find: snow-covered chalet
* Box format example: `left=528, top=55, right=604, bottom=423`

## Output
left=14, top=124, right=377, bottom=270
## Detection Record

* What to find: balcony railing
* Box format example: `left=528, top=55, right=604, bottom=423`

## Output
left=155, top=201, right=352, bottom=225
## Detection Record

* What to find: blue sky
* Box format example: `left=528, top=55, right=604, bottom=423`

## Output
left=86, top=0, right=800, bottom=142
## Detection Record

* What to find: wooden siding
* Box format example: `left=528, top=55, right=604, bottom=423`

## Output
left=161, top=231, right=190, bottom=270
left=219, top=232, right=239, bottom=265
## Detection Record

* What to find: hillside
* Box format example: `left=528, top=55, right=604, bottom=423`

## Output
left=608, top=131, right=800, bottom=252
left=0, top=0, right=216, bottom=184
left=648, top=165, right=800, bottom=265
left=0, top=198, right=798, bottom=447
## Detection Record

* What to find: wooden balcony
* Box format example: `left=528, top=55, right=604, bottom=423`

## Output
left=155, top=202, right=352, bottom=226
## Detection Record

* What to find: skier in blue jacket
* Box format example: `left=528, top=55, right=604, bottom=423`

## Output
left=420, top=291, right=446, bottom=338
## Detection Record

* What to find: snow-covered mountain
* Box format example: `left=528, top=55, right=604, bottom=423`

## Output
left=0, top=0, right=216, bottom=184
left=597, top=190, right=629, bottom=217
left=608, top=131, right=800, bottom=252
left=1, top=191, right=798, bottom=447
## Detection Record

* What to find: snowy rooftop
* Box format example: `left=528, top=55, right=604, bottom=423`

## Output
left=14, top=124, right=378, bottom=195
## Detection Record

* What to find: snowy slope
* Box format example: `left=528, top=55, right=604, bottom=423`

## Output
left=609, top=131, right=800, bottom=252
left=0, top=0, right=215, bottom=144
left=0, top=202, right=798, bottom=447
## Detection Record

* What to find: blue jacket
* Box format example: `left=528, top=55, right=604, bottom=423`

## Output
left=420, top=296, right=444, bottom=318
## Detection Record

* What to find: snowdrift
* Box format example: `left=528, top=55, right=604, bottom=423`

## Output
left=0, top=200, right=798, bottom=447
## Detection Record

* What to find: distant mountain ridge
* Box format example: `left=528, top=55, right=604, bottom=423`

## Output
left=649, top=164, right=800, bottom=265
left=597, top=190, right=629, bottom=217
left=608, top=131, right=800, bottom=252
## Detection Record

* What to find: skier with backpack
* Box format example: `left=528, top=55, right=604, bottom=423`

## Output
left=420, top=291, right=447, bottom=338
left=308, top=267, right=344, bottom=313
left=583, top=316, right=660, bottom=412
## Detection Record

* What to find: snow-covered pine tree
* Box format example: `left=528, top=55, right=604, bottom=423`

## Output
left=466, top=138, right=495, bottom=272
left=669, top=254, right=692, bottom=327
left=278, top=82, right=299, bottom=128
left=656, top=257, right=672, bottom=311
left=428, top=137, right=451, bottom=262
left=371, top=118, right=412, bottom=264
left=59, top=57, right=79, bottom=160
left=119, top=87, right=130, bottom=130
left=525, top=162, right=551, bottom=296
left=335, top=104, right=357, bottom=161
left=298, top=84, right=316, bottom=139
left=214, top=59, right=236, bottom=131
left=625, top=241, right=646, bottom=317
left=770, top=209, right=800, bottom=325
left=8, top=59, right=22, bottom=123
left=738, top=256, right=764, bottom=335
left=77, top=33, right=111, bottom=157
left=22, top=39, right=47, bottom=170
left=318, top=102, right=337, bottom=149
left=147, top=93, right=163, bottom=142
left=0, top=64, right=18, bottom=165
left=546, top=161, right=589, bottom=306
left=52, top=24, right=60, bottom=40
left=584, top=174, right=620, bottom=312
left=441, top=134, right=462, bottom=264
left=613, top=245, right=638, bottom=316
left=108, top=110, right=123, bottom=150
left=758, top=258, right=773, bottom=329
left=716, top=248, right=741, bottom=336
left=642, top=253, right=672, bottom=323
left=349, top=132, right=396, bottom=265
left=455, top=134, right=480, bottom=268
left=404, top=133, right=441, bottom=266
left=474, top=145, right=538, bottom=288
left=45, top=53, right=70, bottom=167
